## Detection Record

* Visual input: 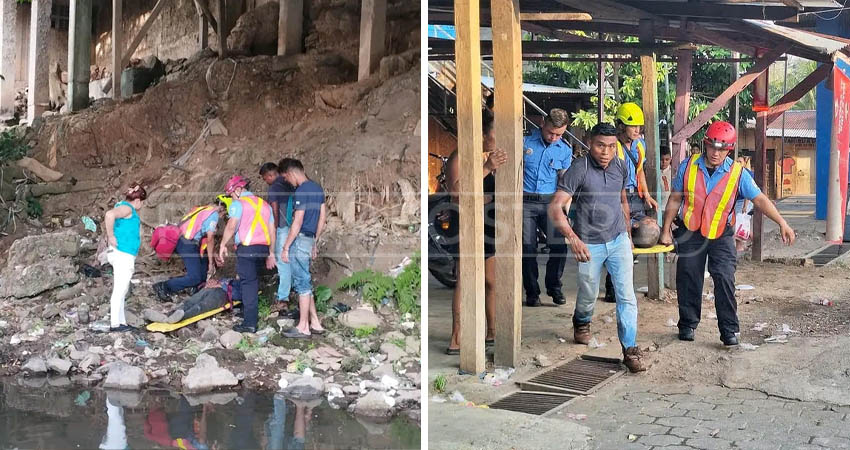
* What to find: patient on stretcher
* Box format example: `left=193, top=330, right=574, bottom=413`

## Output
left=632, top=216, right=661, bottom=249
left=144, top=278, right=242, bottom=324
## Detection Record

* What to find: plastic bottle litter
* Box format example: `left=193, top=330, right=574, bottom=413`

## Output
left=736, top=284, right=755, bottom=291
left=636, top=286, right=649, bottom=293
left=587, top=337, right=606, bottom=349
left=810, top=299, right=833, bottom=306
left=89, top=321, right=110, bottom=333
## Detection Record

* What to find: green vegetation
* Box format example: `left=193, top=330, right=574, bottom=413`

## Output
left=236, top=336, right=261, bottom=353
left=294, top=353, right=312, bottom=372
left=314, top=285, right=332, bottom=314
left=390, top=337, right=407, bottom=349
left=258, top=293, right=271, bottom=319
left=0, top=130, right=28, bottom=163
left=26, top=198, right=42, bottom=218
left=354, top=326, right=376, bottom=338
left=433, top=374, right=447, bottom=393
left=336, top=253, right=421, bottom=319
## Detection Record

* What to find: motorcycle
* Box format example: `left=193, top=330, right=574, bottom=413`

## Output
left=427, top=153, right=458, bottom=288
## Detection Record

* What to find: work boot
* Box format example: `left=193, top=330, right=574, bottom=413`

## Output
left=623, top=347, right=647, bottom=373
left=152, top=282, right=171, bottom=302
left=526, top=296, right=541, bottom=307
left=678, top=327, right=695, bottom=341
left=548, top=290, right=566, bottom=305
left=573, top=322, right=591, bottom=345
left=721, top=333, right=739, bottom=346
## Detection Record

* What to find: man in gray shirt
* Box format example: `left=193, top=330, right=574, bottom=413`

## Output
left=548, top=123, right=645, bottom=373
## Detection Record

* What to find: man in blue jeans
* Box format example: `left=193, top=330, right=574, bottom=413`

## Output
left=548, top=123, right=646, bottom=373
left=261, top=162, right=295, bottom=311
left=279, top=158, right=327, bottom=338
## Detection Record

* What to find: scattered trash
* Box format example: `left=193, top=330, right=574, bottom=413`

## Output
left=79, top=264, right=102, bottom=278
left=81, top=216, right=97, bottom=233
left=135, top=339, right=149, bottom=347
left=636, top=286, right=649, bottom=293
left=278, top=375, right=289, bottom=390
left=587, top=337, right=606, bottom=349
left=780, top=324, right=798, bottom=334
left=482, top=367, right=515, bottom=386
left=764, top=335, right=788, bottom=344
left=331, top=303, right=351, bottom=313
left=302, top=368, right=314, bottom=378
left=739, top=343, right=759, bottom=350
left=666, top=318, right=677, bottom=327
left=752, top=322, right=768, bottom=331
left=431, top=395, right=447, bottom=403
left=74, top=391, right=90, bottom=406
left=566, top=413, right=588, bottom=420
left=707, top=312, right=717, bottom=320
left=601, top=316, right=613, bottom=323
left=388, top=257, right=412, bottom=277
left=401, top=321, right=416, bottom=330
left=710, top=429, right=720, bottom=437
left=558, top=338, right=566, bottom=343
left=89, top=321, right=110, bottom=333
left=381, top=375, right=399, bottom=390
left=810, top=299, right=833, bottom=306
left=736, top=284, right=755, bottom=291
left=449, top=391, right=466, bottom=403
left=628, top=434, right=638, bottom=441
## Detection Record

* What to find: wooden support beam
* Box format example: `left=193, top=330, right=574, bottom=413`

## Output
left=491, top=0, right=523, bottom=369
left=620, top=1, right=798, bottom=20
left=672, top=49, right=692, bottom=172
left=455, top=0, right=486, bottom=374
left=197, top=5, right=209, bottom=49
left=358, top=0, right=387, bottom=81
left=671, top=45, right=789, bottom=145
left=686, top=22, right=755, bottom=56
left=217, top=0, right=227, bottom=57
left=112, top=0, right=122, bottom=99
left=752, top=107, right=768, bottom=262
left=519, top=12, right=591, bottom=21
left=428, top=39, right=691, bottom=56
left=278, top=0, right=303, bottom=56
left=521, top=22, right=595, bottom=42
left=193, top=0, right=218, bottom=32
left=766, top=62, right=832, bottom=125
left=640, top=19, right=663, bottom=300
left=553, top=0, right=659, bottom=21
left=122, top=0, right=166, bottom=68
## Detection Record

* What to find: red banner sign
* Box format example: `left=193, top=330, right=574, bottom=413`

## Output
left=828, top=64, right=850, bottom=241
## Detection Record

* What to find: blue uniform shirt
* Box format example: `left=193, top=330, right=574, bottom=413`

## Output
left=227, top=191, right=268, bottom=246
left=188, top=210, right=219, bottom=241
left=522, top=129, right=572, bottom=194
left=673, top=156, right=762, bottom=223
left=621, top=138, right=645, bottom=190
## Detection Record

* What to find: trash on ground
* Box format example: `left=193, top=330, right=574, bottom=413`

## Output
left=558, top=338, right=566, bottom=343
left=710, top=429, right=720, bottom=437
left=449, top=391, right=466, bottom=403
left=736, top=284, right=755, bottom=290
left=587, top=337, right=606, bottom=349
left=81, top=216, right=97, bottom=232
left=810, top=298, right=833, bottom=306
left=431, top=395, right=447, bottom=403
left=780, top=324, right=798, bottom=334
left=566, top=413, right=588, bottom=420
left=628, top=434, right=638, bottom=441
left=752, top=322, right=768, bottom=331
left=636, top=286, right=648, bottom=293
left=482, top=367, right=515, bottom=386
left=666, top=318, right=677, bottom=327
left=739, top=343, right=759, bottom=350
left=764, top=334, right=788, bottom=343
left=74, top=391, right=90, bottom=406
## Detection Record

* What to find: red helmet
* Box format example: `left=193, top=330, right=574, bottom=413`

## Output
left=704, top=121, right=736, bottom=150
left=224, top=175, right=249, bottom=194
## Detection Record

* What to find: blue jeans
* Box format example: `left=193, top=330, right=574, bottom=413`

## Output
left=164, top=237, right=208, bottom=294
left=574, top=232, right=638, bottom=349
left=274, top=227, right=292, bottom=301
left=291, top=235, right=314, bottom=295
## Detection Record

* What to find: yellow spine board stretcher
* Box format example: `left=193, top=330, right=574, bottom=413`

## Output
left=146, top=301, right=241, bottom=333
left=632, top=244, right=675, bottom=255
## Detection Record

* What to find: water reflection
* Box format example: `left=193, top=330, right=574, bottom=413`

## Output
left=0, top=379, right=420, bottom=449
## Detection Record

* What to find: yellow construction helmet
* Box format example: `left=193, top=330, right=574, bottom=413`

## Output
left=616, top=102, right=645, bottom=126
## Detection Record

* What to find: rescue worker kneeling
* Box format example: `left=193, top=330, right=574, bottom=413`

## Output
left=153, top=198, right=227, bottom=300
left=660, top=121, right=795, bottom=346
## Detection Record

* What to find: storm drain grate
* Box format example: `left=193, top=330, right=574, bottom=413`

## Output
left=520, top=358, right=623, bottom=395
left=810, top=244, right=850, bottom=266
left=488, top=357, right=624, bottom=416
left=488, top=391, right=576, bottom=415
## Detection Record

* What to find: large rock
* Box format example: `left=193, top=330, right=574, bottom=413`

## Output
left=103, top=362, right=147, bottom=390
left=227, top=1, right=279, bottom=56
left=380, top=342, right=407, bottom=362
left=282, top=376, right=325, bottom=399
left=182, top=353, right=239, bottom=393
left=21, top=357, right=47, bottom=375
left=219, top=330, right=243, bottom=349
left=46, top=357, right=72, bottom=375
left=339, top=308, right=383, bottom=329
left=5, top=230, right=80, bottom=268
left=351, top=390, right=395, bottom=420
left=0, top=258, right=80, bottom=298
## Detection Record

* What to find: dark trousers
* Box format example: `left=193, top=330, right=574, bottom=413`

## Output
left=674, top=226, right=738, bottom=337
left=164, top=237, right=208, bottom=294
left=236, top=244, right=269, bottom=328
left=177, top=288, right=227, bottom=319
left=522, top=198, right=567, bottom=299
left=605, top=191, right=646, bottom=297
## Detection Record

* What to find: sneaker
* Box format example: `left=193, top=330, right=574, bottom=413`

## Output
left=548, top=291, right=566, bottom=306
left=526, top=297, right=541, bottom=307
left=573, top=322, right=591, bottom=345
left=721, top=334, right=739, bottom=346
left=152, top=282, right=171, bottom=302
left=623, top=346, right=647, bottom=373
left=678, top=327, right=695, bottom=341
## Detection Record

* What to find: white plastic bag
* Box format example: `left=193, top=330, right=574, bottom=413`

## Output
left=734, top=213, right=752, bottom=241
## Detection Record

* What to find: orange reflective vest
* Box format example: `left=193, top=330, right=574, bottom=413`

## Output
left=681, top=154, right=744, bottom=239
left=236, top=195, right=272, bottom=246
left=618, top=139, right=646, bottom=197
left=179, top=205, right=218, bottom=254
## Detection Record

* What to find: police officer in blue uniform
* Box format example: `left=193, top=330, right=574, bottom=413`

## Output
left=522, top=108, right=573, bottom=306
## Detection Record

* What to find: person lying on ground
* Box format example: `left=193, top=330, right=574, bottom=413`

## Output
left=632, top=216, right=661, bottom=249
left=143, top=278, right=242, bottom=324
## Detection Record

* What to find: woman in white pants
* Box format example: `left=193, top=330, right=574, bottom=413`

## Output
left=104, top=184, right=146, bottom=332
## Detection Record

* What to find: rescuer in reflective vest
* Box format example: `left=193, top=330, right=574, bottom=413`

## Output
left=153, top=199, right=227, bottom=301
left=659, top=121, right=796, bottom=346
left=217, top=175, right=276, bottom=333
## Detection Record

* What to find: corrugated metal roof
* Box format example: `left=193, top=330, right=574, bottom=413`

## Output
left=480, top=76, right=595, bottom=95
left=744, top=19, right=850, bottom=55
left=748, top=110, right=816, bottom=138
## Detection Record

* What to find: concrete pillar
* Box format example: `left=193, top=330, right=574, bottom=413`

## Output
left=68, top=0, right=92, bottom=111
left=358, top=0, right=386, bottom=81
left=112, top=0, right=122, bottom=99
left=0, top=0, right=17, bottom=115
left=277, top=0, right=302, bottom=56
left=27, top=0, right=51, bottom=123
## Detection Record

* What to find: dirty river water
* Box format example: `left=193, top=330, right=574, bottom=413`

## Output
left=0, top=379, right=420, bottom=449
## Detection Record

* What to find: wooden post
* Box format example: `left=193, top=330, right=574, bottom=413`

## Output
left=278, top=0, right=303, bottom=56
left=102, top=0, right=166, bottom=94
left=672, top=49, right=692, bottom=178
left=112, top=0, right=122, bottom=99
left=752, top=91, right=768, bottom=262
left=199, top=6, right=208, bottom=49
left=491, top=0, right=522, bottom=368
left=358, top=0, right=386, bottom=81
left=455, top=0, right=486, bottom=374
left=218, top=0, right=227, bottom=57
left=0, top=0, right=18, bottom=114
left=640, top=19, right=663, bottom=299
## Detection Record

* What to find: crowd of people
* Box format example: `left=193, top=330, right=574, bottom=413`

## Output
left=445, top=103, right=797, bottom=373
left=103, top=158, right=327, bottom=337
